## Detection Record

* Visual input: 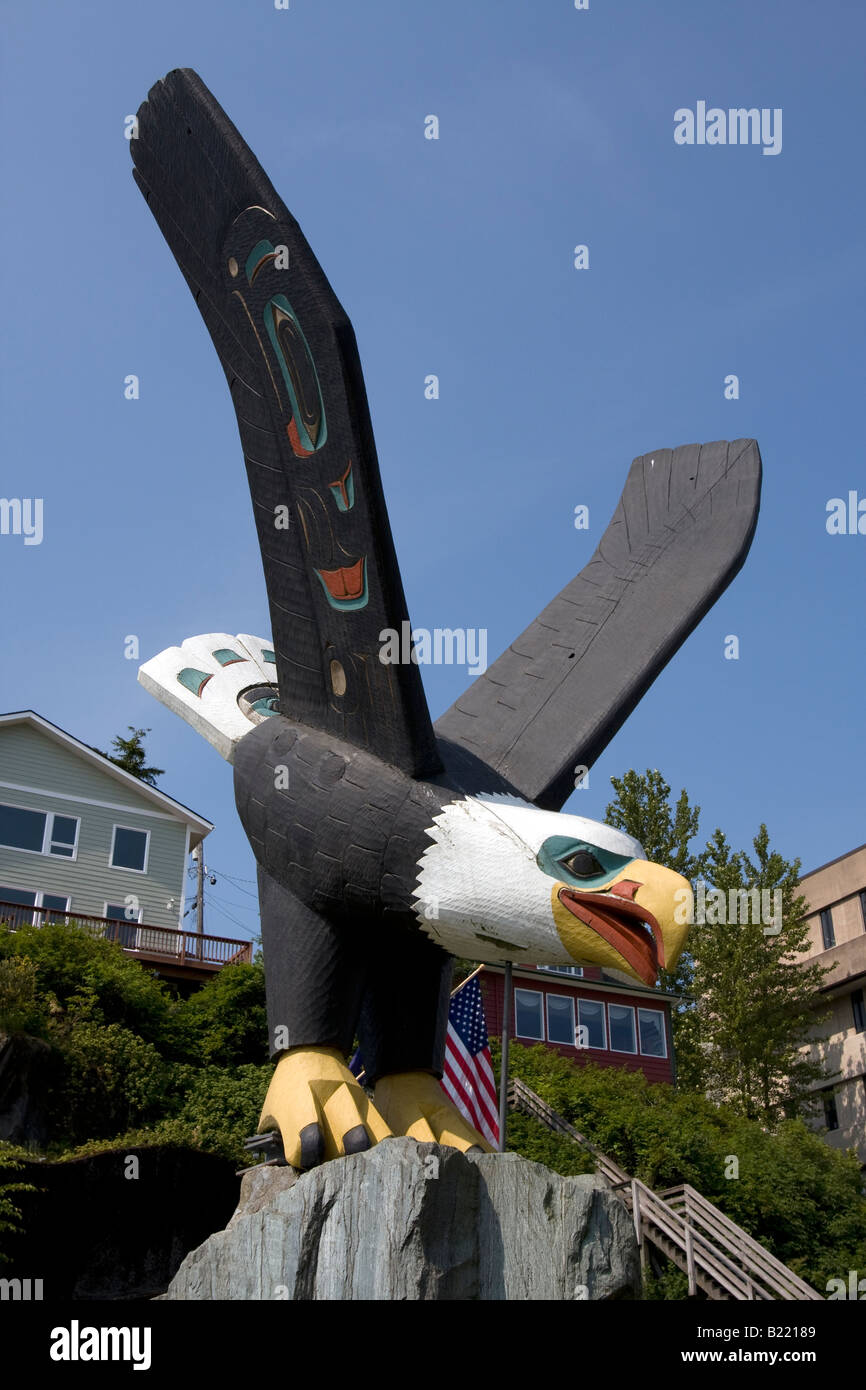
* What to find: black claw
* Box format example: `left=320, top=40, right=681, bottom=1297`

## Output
left=299, top=1122, right=325, bottom=1170
left=342, top=1124, right=371, bottom=1155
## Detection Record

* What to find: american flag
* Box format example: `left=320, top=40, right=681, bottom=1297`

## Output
left=441, top=974, right=499, bottom=1147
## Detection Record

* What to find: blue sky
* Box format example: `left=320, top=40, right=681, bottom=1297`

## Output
left=1, top=0, right=863, bottom=943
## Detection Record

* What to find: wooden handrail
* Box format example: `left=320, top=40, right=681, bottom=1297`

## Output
left=0, top=900, right=253, bottom=967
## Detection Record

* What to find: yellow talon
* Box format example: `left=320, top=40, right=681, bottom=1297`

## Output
left=258, top=1046, right=392, bottom=1169
left=373, top=1072, right=494, bottom=1153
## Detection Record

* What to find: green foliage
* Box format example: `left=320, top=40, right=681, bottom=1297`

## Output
left=174, top=962, right=268, bottom=1066
left=53, top=1021, right=167, bottom=1144
left=0, top=956, right=43, bottom=1036
left=504, top=1111, right=594, bottom=1176
left=499, top=1043, right=866, bottom=1292
left=91, top=727, right=164, bottom=785
left=605, top=769, right=707, bottom=881
left=604, top=771, right=834, bottom=1119
left=0, top=921, right=176, bottom=1049
left=694, top=826, right=833, bottom=1120
left=0, top=1143, right=38, bottom=1265
left=146, top=1063, right=273, bottom=1163
left=642, top=1264, right=690, bottom=1300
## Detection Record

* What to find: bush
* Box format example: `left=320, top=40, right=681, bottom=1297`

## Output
left=496, top=1041, right=866, bottom=1293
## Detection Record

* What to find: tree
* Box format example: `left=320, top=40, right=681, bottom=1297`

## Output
left=604, top=770, right=833, bottom=1118
left=605, top=769, right=707, bottom=882
left=93, top=727, right=164, bottom=786
left=604, top=769, right=706, bottom=1075
left=694, top=825, right=833, bottom=1123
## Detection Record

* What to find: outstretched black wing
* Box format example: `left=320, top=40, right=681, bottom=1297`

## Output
left=130, top=68, right=441, bottom=779
left=435, top=439, right=762, bottom=809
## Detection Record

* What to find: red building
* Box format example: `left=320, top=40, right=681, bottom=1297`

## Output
left=479, top=962, right=677, bottom=1085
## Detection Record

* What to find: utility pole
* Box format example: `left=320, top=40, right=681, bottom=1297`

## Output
left=191, top=844, right=204, bottom=956
left=498, top=961, right=512, bottom=1152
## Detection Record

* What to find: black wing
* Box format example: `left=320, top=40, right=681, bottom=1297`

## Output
left=130, top=69, right=441, bottom=779
left=435, top=439, right=762, bottom=809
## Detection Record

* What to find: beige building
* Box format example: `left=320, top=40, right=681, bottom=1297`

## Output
left=799, top=843, right=866, bottom=1165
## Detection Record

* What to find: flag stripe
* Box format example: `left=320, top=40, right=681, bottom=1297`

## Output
left=445, top=1032, right=499, bottom=1133
left=441, top=974, right=499, bottom=1147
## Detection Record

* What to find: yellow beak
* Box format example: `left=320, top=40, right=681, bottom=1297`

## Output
left=550, top=859, right=692, bottom=985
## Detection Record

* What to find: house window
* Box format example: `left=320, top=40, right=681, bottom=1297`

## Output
left=638, top=1008, right=667, bottom=1058
left=0, top=804, right=79, bottom=859
left=822, top=1089, right=839, bottom=1132
left=105, top=902, right=143, bottom=949
left=546, top=994, right=576, bottom=1046
left=852, top=989, right=866, bottom=1035
left=514, top=989, right=544, bottom=1040
left=608, top=1003, right=637, bottom=1053
left=819, top=909, right=835, bottom=950
left=48, top=816, right=78, bottom=857
left=110, top=826, right=150, bottom=873
left=40, top=893, right=70, bottom=921
left=577, top=998, right=606, bottom=1050
left=0, top=887, right=69, bottom=925
left=537, top=965, right=583, bottom=978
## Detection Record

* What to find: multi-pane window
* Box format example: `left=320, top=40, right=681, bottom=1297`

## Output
left=110, top=826, right=149, bottom=873
left=638, top=1008, right=667, bottom=1058
left=546, top=994, right=576, bottom=1046
left=514, top=989, right=544, bottom=1040
left=48, top=816, right=78, bottom=857
left=0, top=887, right=69, bottom=926
left=608, top=1003, right=637, bottom=1053
left=852, top=988, right=866, bottom=1035
left=0, top=804, right=79, bottom=859
left=537, top=965, right=584, bottom=978
left=577, top=998, right=606, bottom=1050
left=819, top=908, right=835, bottom=950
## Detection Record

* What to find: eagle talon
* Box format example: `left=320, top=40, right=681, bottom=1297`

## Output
left=259, top=1047, right=392, bottom=1170
left=373, top=1072, right=494, bottom=1153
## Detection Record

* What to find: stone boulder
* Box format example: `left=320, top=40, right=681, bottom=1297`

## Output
left=162, top=1137, right=639, bottom=1301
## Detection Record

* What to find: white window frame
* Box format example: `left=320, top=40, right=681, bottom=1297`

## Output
left=637, top=1007, right=668, bottom=1059
left=514, top=987, right=544, bottom=1041
left=47, top=812, right=80, bottom=859
left=607, top=1002, right=637, bottom=1054
left=0, top=800, right=80, bottom=861
left=537, top=964, right=584, bottom=978
left=0, top=885, right=70, bottom=924
left=545, top=992, right=576, bottom=1047
left=577, top=997, right=607, bottom=1050
left=103, top=901, right=144, bottom=925
left=109, top=824, right=151, bottom=874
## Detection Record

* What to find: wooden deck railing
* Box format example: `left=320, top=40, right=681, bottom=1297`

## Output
left=0, top=900, right=253, bottom=969
left=507, top=1076, right=822, bottom=1301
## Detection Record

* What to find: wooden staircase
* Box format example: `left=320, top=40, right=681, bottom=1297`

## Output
left=507, top=1077, right=822, bottom=1301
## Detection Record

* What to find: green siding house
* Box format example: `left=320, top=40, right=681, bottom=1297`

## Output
left=0, top=711, right=212, bottom=935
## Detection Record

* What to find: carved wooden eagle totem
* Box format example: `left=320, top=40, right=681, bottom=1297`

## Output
left=131, top=69, right=761, bottom=1169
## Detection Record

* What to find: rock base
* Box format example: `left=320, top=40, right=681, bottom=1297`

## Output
left=162, top=1138, right=640, bottom=1301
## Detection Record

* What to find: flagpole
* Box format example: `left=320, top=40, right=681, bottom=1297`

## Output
left=450, top=962, right=485, bottom=997
left=498, top=960, right=512, bottom=1152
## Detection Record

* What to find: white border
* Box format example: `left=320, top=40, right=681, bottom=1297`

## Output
left=0, top=798, right=80, bottom=863
left=637, top=1006, right=668, bottom=1058
left=577, top=997, right=607, bottom=1050
left=545, top=991, right=576, bottom=1047
left=607, top=1002, right=637, bottom=1054
left=109, top=824, right=151, bottom=875
left=514, top=986, right=544, bottom=1041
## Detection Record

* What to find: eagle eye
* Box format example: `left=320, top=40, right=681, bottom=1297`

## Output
left=562, top=849, right=604, bottom=879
